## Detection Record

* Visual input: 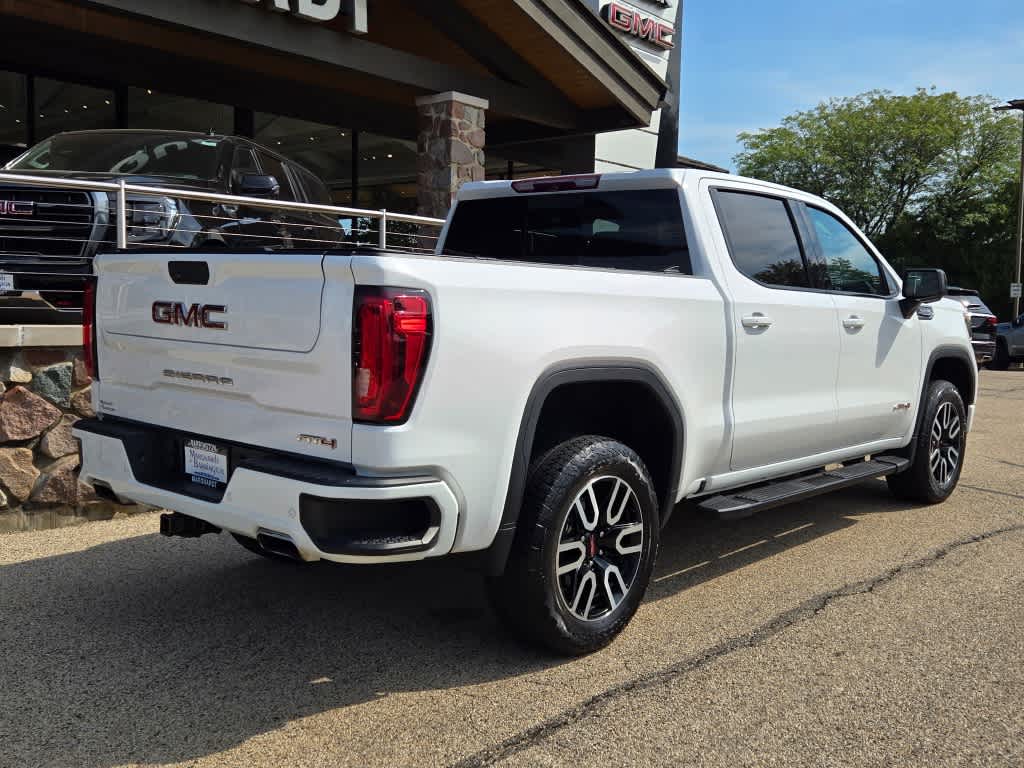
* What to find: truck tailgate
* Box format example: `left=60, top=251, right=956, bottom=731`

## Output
left=93, top=251, right=355, bottom=462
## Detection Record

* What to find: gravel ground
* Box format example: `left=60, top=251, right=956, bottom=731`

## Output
left=1, top=370, right=1021, bottom=768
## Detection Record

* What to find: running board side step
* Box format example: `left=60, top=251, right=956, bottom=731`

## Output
left=698, top=456, right=910, bottom=521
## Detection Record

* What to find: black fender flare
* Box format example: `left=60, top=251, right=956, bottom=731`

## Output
left=485, top=359, right=685, bottom=575
left=903, top=345, right=977, bottom=467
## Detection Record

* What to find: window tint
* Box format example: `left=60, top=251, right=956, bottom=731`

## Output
left=443, top=190, right=690, bottom=274
left=233, top=146, right=259, bottom=174
left=806, top=207, right=888, bottom=295
left=715, top=191, right=809, bottom=288
left=291, top=164, right=331, bottom=204
left=255, top=150, right=295, bottom=201
left=230, top=146, right=259, bottom=192
left=13, top=132, right=222, bottom=180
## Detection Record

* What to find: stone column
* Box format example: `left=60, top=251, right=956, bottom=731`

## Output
left=416, top=92, right=488, bottom=219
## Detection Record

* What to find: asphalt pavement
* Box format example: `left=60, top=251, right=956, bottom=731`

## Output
left=1, top=371, right=1022, bottom=768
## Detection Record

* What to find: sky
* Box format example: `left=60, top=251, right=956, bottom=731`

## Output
left=678, top=0, right=1024, bottom=171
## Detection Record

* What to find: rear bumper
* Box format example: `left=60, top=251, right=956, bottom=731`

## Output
left=73, top=418, right=460, bottom=564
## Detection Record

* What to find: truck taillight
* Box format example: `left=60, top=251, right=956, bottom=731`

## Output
left=353, top=287, right=432, bottom=424
left=83, top=279, right=98, bottom=380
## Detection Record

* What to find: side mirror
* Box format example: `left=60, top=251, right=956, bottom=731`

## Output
left=900, top=268, right=947, bottom=318
left=235, top=173, right=280, bottom=199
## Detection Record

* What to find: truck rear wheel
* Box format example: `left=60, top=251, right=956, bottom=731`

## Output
left=887, top=380, right=966, bottom=504
left=488, top=436, right=660, bottom=655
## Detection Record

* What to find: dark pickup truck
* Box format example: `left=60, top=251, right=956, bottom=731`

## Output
left=0, top=129, right=340, bottom=322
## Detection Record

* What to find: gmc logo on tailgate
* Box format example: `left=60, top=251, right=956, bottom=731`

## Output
left=152, top=302, right=227, bottom=330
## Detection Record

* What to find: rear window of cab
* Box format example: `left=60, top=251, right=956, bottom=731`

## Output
left=443, top=189, right=691, bottom=275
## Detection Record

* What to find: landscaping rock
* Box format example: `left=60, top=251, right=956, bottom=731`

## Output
left=39, top=415, right=80, bottom=459
left=30, top=456, right=81, bottom=505
left=72, top=356, right=92, bottom=387
left=29, top=362, right=73, bottom=408
left=5, top=363, right=32, bottom=384
left=78, top=481, right=99, bottom=504
left=0, top=447, right=41, bottom=502
left=0, top=386, right=62, bottom=441
left=71, top=386, right=95, bottom=417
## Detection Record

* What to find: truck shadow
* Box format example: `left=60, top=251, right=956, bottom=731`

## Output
left=0, top=480, right=910, bottom=767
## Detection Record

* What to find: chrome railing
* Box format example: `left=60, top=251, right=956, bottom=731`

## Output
left=0, top=170, right=445, bottom=252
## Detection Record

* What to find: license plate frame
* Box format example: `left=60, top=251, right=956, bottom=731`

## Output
left=184, top=439, right=229, bottom=488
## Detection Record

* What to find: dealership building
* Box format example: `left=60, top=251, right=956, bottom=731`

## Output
left=0, top=0, right=679, bottom=217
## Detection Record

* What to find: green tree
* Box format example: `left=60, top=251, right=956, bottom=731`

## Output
left=735, top=89, right=1022, bottom=315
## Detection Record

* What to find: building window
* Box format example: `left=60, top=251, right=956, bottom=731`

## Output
left=123, top=87, right=233, bottom=135
left=34, top=78, right=116, bottom=141
left=0, top=70, right=28, bottom=163
left=357, top=132, right=418, bottom=213
left=255, top=113, right=352, bottom=205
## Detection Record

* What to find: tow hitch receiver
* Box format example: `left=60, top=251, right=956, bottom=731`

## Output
left=160, top=512, right=221, bottom=538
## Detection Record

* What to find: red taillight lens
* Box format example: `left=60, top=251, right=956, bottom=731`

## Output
left=985, top=316, right=998, bottom=329
left=82, top=279, right=98, bottom=380
left=353, top=287, right=431, bottom=424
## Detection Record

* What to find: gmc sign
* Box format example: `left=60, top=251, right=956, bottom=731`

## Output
left=239, top=0, right=368, bottom=33
left=601, top=2, right=675, bottom=49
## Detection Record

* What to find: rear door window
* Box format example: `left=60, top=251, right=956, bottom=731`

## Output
left=713, top=190, right=810, bottom=288
left=443, top=189, right=691, bottom=274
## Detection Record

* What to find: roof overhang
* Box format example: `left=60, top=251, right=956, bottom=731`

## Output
left=0, top=0, right=665, bottom=141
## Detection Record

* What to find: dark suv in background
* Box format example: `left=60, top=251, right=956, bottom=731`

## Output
left=947, top=287, right=998, bottom=366
left=0, top=129, right=340, bottom=322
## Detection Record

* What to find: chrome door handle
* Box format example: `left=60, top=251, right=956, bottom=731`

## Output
left=843, top=315, right=866, bottom=330
left=741, top=313, right=774, bottom=329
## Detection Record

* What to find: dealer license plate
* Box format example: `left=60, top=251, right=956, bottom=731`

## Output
left=184, top=439, right=229, bottom=487
left=0, top=272, right=15, bottom=292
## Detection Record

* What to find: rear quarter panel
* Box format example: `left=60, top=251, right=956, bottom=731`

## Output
left=349, top=254, right=729, bottom=553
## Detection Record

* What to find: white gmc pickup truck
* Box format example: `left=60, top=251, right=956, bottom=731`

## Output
left=75, top=170, right=976, bottom=654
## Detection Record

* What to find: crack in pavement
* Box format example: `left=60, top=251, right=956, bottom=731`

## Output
left=450, top=524, right=1024, bottom=768
left=960, top=484, right=1024, bottom=501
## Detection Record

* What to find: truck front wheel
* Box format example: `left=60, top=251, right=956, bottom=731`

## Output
left=887, top=380, right=967, bottom=504
left=488, top=436, right=660, bottom=655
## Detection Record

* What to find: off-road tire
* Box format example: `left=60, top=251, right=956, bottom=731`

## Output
left=887, top=380, right=966, bottom=504
left=488, top=436, right=660, bottom=656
